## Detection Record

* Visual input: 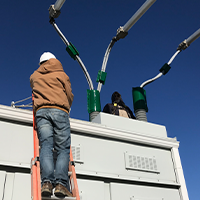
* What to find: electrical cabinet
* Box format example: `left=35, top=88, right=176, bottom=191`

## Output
left=0, top=106, right=188, bottom=200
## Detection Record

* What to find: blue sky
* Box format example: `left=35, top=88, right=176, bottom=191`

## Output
left=1, top=0, right=200, bottom=199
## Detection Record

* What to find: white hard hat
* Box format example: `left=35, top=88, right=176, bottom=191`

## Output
left=39, top=52, right=56, bottom=64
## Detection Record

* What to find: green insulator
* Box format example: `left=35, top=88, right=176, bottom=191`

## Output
left=96, top=70, right=107, bottom=85
left=87, top=89, right=101, bottom=114
left=159, top=63, right=171, bottom=75
left=132, top=87, right=148, bottom=112
left=66, top=42, right=79, bottom=60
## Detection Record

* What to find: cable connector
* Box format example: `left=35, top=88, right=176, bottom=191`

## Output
left=116, top=26, right=128, bottom=41
left=177, top=39, right=189, bottom=51
left=96, top=70, right=107, bottom=85
left=49, top=5, right=61, bottom=19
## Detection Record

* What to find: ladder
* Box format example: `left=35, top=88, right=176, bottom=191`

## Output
left=31, top=105, right=80, bottom=200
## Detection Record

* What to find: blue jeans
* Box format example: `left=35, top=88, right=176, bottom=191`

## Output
left=35, top=108, right=71, bottom=190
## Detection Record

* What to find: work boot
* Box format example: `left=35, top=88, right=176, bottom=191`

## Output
left=41, top=182, right=53, bottom=197
left=54, top=183, right=72, bottom=198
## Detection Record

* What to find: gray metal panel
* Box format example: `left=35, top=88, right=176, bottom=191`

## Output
left=92, top=113, right=167, bottom=138
left=110, top=183, right=181, bottom=200
left=12, top=173, right=31, bottom=200
left=0, top=121, right=33, bottom=168
left=0, top=171, right=6, bottom=199
left=71, top=134, right=177, bottom=184
left=77, top=179, right=105, bottom=200
left=4, top=173, right=15, bottom=200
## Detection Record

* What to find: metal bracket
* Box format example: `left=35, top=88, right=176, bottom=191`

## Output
left=11, top=101, right=15, bottom=108
left=70, top=161, right=75, bottom=166
left=30, top=157, right=40, bottom=168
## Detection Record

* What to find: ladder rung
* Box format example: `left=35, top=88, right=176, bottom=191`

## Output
left=42, top=196, right=76, bottom=200
left=68, top=171, right=72, bottom=176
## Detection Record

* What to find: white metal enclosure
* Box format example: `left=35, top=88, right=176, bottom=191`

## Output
left=0, top=105, right=188, bottom=200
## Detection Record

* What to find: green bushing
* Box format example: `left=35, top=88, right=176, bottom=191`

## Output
left=159, top=63, right=171, bottom=75
left=87, top=89, right=101, bottom=114
left=132, top=87, right=148, bottom=112
left=96, top=70, right=107, bottom=85
left=66, top=42, right=79, bottom=60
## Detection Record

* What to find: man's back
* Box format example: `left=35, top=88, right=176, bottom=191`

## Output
left=30, top=58, right=73, bottom=113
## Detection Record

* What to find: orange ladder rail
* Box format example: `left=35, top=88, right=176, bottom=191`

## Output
left=31, top=99, right=41, bottom=200
left=69, top=148, right=80, bottom=200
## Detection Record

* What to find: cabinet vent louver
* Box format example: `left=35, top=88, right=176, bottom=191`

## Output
left=71, top=145, right=84, bottom=164
left=125, top=152, right=159, bottom=173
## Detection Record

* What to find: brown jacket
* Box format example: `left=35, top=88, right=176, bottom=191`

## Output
left=30, top=58, right=74, bottom=113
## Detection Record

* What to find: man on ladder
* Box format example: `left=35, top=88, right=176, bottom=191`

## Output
left=30, top=52, right=74, bottom=198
